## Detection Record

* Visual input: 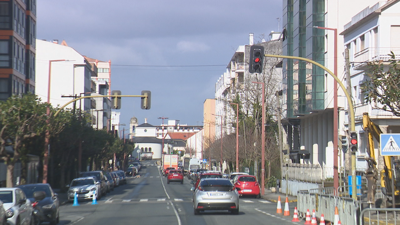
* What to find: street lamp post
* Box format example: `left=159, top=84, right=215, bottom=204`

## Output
left=314, top=26, right=339, bottom=194
left=43, top=59, right=66, bottom=184
left=213, top=114, right=224, bottom=172
left=158, top=117, right=168, bottom=154
left=230, top=103, right=239, bottom=172
left=253, top=82, right=265, bottom=196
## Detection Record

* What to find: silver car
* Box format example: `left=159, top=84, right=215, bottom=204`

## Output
left=191, top=178, right=239, bottom=215
left=68, top=177, right=100, bottom=202
left=0, top=187, right=33, bottom=225
left=0, top=200, right=5, bottom=225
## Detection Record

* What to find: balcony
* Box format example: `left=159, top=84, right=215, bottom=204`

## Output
left=354, top=47, right=400, bottom=69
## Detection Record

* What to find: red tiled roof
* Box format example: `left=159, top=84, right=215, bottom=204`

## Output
left=167, top=132, right=195, bottom=140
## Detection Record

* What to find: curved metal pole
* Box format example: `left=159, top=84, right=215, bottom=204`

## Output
left=265, top=54, right=357, bottom=200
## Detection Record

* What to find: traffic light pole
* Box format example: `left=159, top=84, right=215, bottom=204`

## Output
left=264, top=54, right=357, bottom=200
left=54, top=94, right=148, bottom=117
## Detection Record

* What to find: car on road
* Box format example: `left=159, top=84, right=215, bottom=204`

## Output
left=0, top=187, right=34, bottom=225
left=104, top=172, right=114, bottom=192
left=116, top=171, right=126, bottom=184
left=163, top=167, right=176, bottom=177
left=0, top=200, right=6, bottom=225
left=110, top=172, right=120, bottom=186
left=191, top=178, right=239, bottom=215
left=67, top=177, right=100, bottom=202
left=229, top=172, right=249, bottom=184
left=125, top=167, right=137, bottom=177
left=18, top=183, right=60, bottom=225
left=193, top=172, right=223, bottom=190
left=234, top=175, right=261, bottom=198
left=167, top=170, right=183, bottom=184
left=79, top=171, right=107, bottom=197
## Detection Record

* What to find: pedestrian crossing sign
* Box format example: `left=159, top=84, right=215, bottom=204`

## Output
left=380, top=134, right=400, bottom=156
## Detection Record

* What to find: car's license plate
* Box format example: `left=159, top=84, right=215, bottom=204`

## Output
left=243, top=189, right=252, bottom=192
left=173, top=174, right=178, bottom=176
left=210, top=193, right=223, bottom=196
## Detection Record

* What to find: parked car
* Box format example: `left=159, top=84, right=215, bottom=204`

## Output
left=191, top=178, right=239, bottom=215
left=79, top=171, right=107, bottom=197
left=125, top=167, right=137, bottom=177
left=116, top=171, right=126, bottom=184
left=131, top=162, right=141, bottom=171
left=167, top=170, right=184, bottom=184
left=104, top=172, right=115, bottom=191
left=103, top=173, right=114, bottom=192
left=67, top=177, right=100, bottom=202
left=193, top=172, right=223, bottom=190
left=233, top=175, right=261, bottom=198
left=110, top=172, right=120, bottom=186
left=0, top=200, right=6, bottom=225
left=18, top=183, right=60, bottom=225
left=0, top=187, right=34, bottom=225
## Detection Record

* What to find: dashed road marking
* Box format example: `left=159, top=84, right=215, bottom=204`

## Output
left=157, top=198, right=166, bottom=201
left=140, top=199, right=148, bottom=202
left=174, top=198, right=183, bottom=201
left=122, top=199, right=131, bottom=202
left=259, top=200, right=271, bottom=204
left=243, top=200, right=254, bottom=203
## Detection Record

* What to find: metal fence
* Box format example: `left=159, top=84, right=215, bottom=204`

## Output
left=361, top=208, right=400, bottom=225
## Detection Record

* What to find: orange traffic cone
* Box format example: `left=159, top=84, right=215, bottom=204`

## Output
left=334, top=206, right=339, bottom=225
left=292, top=207, right=300, bottom=222
left=319, top=214, right=325, bottom=225
left=311, top=210, right=317, bottom=225
left=276, top=196, right=282, bottom=214
left=304, top=209, right=311, bottom=225
left=283, top=197, right=290, bottom=216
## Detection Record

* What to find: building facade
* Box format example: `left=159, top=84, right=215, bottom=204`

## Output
left=0, top=0, right=36, bottom=99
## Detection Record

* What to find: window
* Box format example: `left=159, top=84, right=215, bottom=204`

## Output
left=360, top=35, right=365, bottom=51
left=0, top=2, right=10, bottom=29
left=0, top=40, right=9, bottom=67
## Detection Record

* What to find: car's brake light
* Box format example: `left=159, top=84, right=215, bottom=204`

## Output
left=255, top=182, right=259, bottom=186
left=230, top=205, right=237, bottom=209
left=32, top=201, right=38, bottom=208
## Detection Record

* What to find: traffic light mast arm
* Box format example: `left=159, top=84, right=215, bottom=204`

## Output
left=54, top=94, right=146, bottom=117
left=264, top=54, right=355, bottom=132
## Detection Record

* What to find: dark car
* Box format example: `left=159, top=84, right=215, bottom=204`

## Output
left=79, top=171, right=107, bottom=197
left=18, top=183, right=60, bottom=225
left=125, top=167, right=137, bottom=177
left=116, top=170, right=126, bottom=184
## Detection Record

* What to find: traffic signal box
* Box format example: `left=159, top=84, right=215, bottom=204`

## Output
left=350, top=132, right=358, bottom=152
left=141, top=90, right=151, bottom=110
left=249, top=45, right=264, bottom=73
left=111, top=90, right=121, bottom=109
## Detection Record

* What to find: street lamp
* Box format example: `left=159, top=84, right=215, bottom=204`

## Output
left=213, top=114, right=224, bottom=172
left=230, top=102, right=239, bottom=173
left=253, top=81, right=265, bottom=196
left=43, top=59, right=66, bottom=184
left=314, top=26, right=339, bottom=194
left=158, top=117, right=168, bottom=154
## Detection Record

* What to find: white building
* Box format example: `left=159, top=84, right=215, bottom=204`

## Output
left=35, top=40, right=92, bottom=111
left=341, top=0, right=400, bottom=170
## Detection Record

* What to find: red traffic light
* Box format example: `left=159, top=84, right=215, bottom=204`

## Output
left=254, top=58, right=260, bottom=63
left=350, top=138, right=357, bottom=145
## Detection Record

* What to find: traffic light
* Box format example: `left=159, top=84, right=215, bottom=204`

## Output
left=111, top=90, right=121, bottom=109
left=350, top=132, right=358, bottom=152
left=249, top=45, right=264, bottom=73
left=141, top=90, right=151, bottom=110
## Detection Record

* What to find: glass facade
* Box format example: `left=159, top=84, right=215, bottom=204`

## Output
left=283, top=0, right=325, bottom=118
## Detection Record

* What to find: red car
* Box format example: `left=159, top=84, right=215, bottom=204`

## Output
left=163, top=167, right=176, bottom=176
left=167, top=170, right=184, bottom=184
left=193, top=172, right=222, bottom=190
left=234, top=175, right=260, bottom=198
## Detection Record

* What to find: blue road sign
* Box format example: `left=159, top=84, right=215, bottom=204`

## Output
left=380, top=134, right=400, bottom=156
left=203, top=159, right=207, bottom=163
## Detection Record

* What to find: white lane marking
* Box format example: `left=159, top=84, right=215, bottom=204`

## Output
left=159, top=167, right=171, bottom=199
left=157, top=198, right=166, bottom=201
left=150, top=176, right=154, bottom=178
left=174, top=198, right=183, bottom=201
left=243, top=200, right=254, bottom=203
left=259, top=200, right=271, bottom=203
left=140, top=199, right=148, bottom=202
left=122, top=199, right=131, bottom=202
left=105, top=200, right=113, bottom=203
left=255, top=208, right=288, bottom=220
left=169, top=201, right=182, bottom=225
left=70, top=217, right=84, bottom=225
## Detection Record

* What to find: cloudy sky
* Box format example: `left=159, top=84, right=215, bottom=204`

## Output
left=37, top=0, right=282, bottom=128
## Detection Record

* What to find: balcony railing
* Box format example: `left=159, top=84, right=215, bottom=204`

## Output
left=354, top=47, right=400, bottom=68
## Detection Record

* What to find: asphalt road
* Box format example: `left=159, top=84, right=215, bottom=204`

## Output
left=56, top=161, right=297, bottom=225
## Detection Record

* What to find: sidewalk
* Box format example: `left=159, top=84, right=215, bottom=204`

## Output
left=262, top=188, right=297, bottom=203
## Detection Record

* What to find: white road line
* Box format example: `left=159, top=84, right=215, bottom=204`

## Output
left=122, top=199, right=131, bottom=202
left=174, top=198, right=183, bottom=201
left=140, top=199, right=148, bottom=202
left=259, top=200, right=271, bottom=203
left=150, top=176, right=154, bottom=178
left=169, top=201, right=182, bottom=225
left=157, top=198, right=166, bottom=201
left=243, top=200, right=254, bottom=203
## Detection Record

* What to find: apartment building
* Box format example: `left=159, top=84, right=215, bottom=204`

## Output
left=0, top=0, right=36, bottom=99
left=341, top=0, right=400, bottom=170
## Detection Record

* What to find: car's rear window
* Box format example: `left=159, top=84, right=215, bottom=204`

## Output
left=200, top=179, right=233, bottom=192
left=238, top=176, right=256, bottom=182
left=71, top=179, right=95, bottom=186
left=0, top=191, right=13, bottom=203
left=201, top=174, right=222, bottom=179
left=170, top=170, right=181, bottom=174
left=19, top=185, right=51, bottom=198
